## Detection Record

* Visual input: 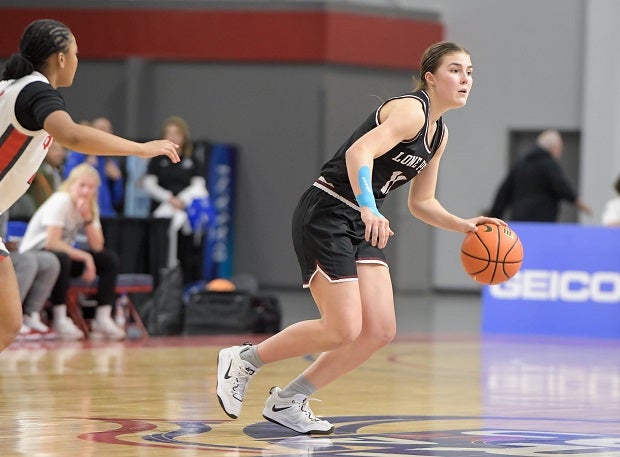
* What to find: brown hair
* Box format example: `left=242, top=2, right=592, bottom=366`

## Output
left=161, top=116, right=193, bottom=158
left=414, top=41, right=470, bottom=91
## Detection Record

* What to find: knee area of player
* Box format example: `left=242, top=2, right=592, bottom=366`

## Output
left=323, top=321, right=362, bottom=348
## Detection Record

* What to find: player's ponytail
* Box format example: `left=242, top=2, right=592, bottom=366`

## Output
left=2, top=19, right=72, bottom=80
left=2, top=54, right=34, bottom=80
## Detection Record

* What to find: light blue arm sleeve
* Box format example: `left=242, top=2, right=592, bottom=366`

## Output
left=355, top=165, right=381, bottom=217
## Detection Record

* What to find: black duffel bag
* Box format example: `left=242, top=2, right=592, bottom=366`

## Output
left=183, top=290, right=281, bottom=335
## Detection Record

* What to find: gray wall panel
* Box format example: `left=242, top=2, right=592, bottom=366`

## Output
left=5, top=0, right=609, bottom=292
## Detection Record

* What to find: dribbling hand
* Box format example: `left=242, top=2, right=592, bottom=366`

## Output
left=462, top=216, right=507, bottom=233
left=139, top=140, right=181, bottom=163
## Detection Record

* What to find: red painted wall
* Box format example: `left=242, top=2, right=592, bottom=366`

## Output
left=0, top=8, right=443, bottom=70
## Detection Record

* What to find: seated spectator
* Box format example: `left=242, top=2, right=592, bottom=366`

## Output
left=10, top=139, right=67, bottom=221
left=63, top=117, right=125, bottom=217
left=602, top=174, right=620, bottom=227
left=142, top=116, right=208, bottom=283
left=0, top=212, right=60, bottom=341
left=19, top=164, right=125, bottom=340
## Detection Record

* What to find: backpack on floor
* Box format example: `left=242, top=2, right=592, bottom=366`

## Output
left=139, top=263, right=185, bottom=335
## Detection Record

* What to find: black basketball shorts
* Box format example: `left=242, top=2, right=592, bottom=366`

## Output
left=292, top=185, right=388, bottom=288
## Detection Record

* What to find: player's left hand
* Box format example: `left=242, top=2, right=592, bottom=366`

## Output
left=461, top=216, right=507, bottom=233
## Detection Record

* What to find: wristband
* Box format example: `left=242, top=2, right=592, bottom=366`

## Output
left=355, top=165, right=381, bottom=217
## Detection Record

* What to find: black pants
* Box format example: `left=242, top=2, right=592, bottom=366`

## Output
left=49, top=249, right=119, bottom=306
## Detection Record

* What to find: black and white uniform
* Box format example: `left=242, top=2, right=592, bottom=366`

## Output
left=292, top=90, right=445, bottom=287
left=0, top=71, right=65, bottom=258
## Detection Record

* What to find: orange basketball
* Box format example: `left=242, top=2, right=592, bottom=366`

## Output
left=460, top=224, right=524, bottom=285
left=205, top=278, right=236, bottom=292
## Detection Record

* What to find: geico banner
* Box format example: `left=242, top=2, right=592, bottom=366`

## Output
left=482, top=222, right=620, bottom=339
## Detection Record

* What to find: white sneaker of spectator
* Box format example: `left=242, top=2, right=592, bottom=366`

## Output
left=90, top=305, right=126, bottom=340
left=23, top=311, right=57, bottom=340
left=53, top=317, right=85, bottom=341
left=16, top=323, right=41, bottom=342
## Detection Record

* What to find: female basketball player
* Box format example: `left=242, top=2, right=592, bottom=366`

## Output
left=217, top=41, right=506, bottom=434
left=0, top=19, right=180, bottom=352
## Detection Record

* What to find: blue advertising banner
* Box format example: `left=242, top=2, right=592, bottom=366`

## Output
left=201, top=143, right=237, bottom=281
left=482, top=223, right=620, bottom=339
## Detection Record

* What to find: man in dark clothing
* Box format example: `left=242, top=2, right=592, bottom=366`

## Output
left=489, top=129, right=591, bottom=222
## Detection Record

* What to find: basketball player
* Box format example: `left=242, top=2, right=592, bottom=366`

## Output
left=0, top=19, right=180, bottom=352
left=217, top=41, right=505, bottom=434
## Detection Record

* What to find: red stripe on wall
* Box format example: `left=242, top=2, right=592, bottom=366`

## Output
left=0, top=8, right=443, bottom=70
left=0, top=126, right=29, bottom=176
left=325, top=13, right=442, bottom=70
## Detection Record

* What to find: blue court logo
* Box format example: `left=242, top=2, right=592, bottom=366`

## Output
left=77, top=415, right=620, bottom=455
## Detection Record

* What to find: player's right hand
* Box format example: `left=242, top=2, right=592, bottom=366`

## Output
left=360, top=206, right=394, bottom=249
left=139, top=140, right=180, bottom=163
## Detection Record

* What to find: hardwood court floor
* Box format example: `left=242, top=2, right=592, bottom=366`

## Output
left=0, top=292, right=619, bottom=456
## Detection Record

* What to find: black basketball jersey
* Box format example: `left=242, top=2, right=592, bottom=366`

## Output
left=317, top=90, right=445, bottom=209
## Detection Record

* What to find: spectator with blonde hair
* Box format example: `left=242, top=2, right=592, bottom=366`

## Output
left=19, top=163, right=124, bottom=340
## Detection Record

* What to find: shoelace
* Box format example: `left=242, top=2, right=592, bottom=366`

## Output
left=299, top=397, right=323, bottom=422
left=232, top=364, right=255, bottom=396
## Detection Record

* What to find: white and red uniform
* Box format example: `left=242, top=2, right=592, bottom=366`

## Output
left=0, top=72, right=55, bottom=215
left=0, top=71, right=64, bottom=258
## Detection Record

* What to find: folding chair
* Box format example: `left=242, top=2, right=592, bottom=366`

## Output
left=66, top=273, right=153, bottom=339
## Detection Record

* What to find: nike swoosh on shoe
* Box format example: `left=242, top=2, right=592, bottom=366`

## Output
left=224, top=360, right=233, bottom=379
left=272, top=405, right=292, bottom=412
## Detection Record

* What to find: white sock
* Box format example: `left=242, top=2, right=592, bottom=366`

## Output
left=53, top=305, right=68, bottom=322
left=95, top=305, right=113, bottom=321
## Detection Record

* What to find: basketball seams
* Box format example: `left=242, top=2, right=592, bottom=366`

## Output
left=501, top=234, right=523, bottom=279
left=489, top=226, right=501, bottom=284
left=501, top=234, right=522, bottom=262
left=473, top=232, right=491, bottom=260
left=461, top=251, right=522, bottom=264
left=460, top=251, right=489, bottom=275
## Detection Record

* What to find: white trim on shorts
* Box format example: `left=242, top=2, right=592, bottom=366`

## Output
left=312, top=176, right=361, bottom=212
left=303, top=260, right=389, bottom=288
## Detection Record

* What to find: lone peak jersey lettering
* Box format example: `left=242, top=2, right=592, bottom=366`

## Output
left=0, top=73, right=54, bottom=214
left=316, top=90, right=445, bottom=210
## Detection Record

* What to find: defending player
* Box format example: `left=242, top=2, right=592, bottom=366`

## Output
left=0, top=19, right=180, bottom=352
